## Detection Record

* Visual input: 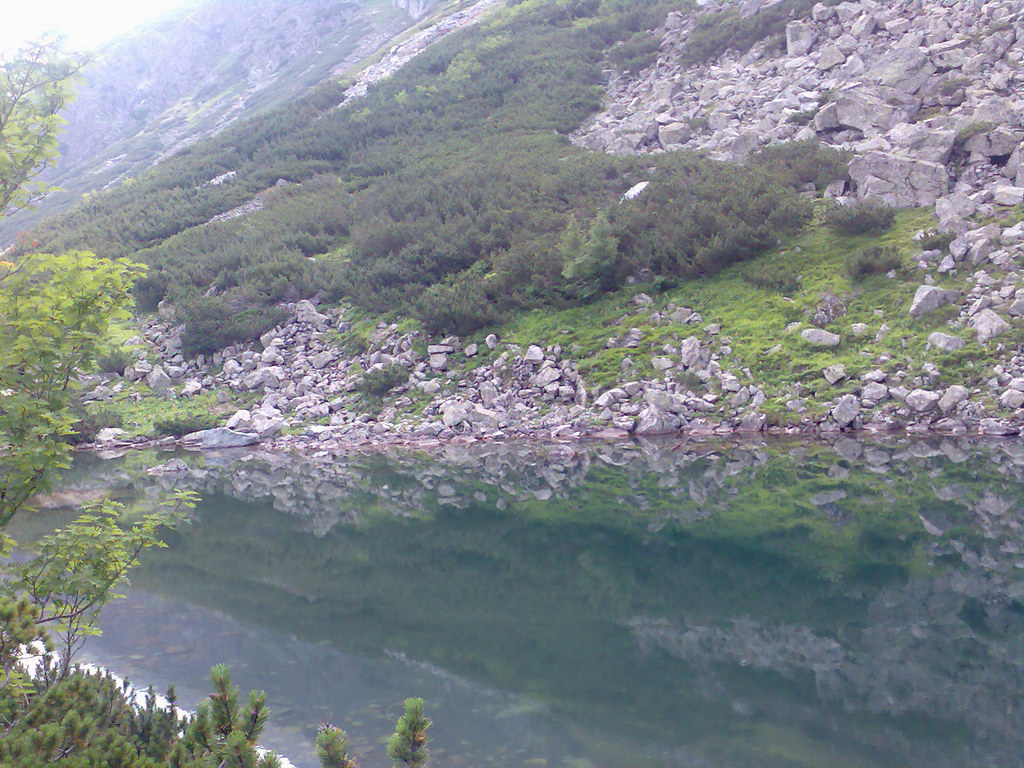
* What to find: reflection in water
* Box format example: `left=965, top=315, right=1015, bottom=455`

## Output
left=47, top=437, right=1024, bottom=767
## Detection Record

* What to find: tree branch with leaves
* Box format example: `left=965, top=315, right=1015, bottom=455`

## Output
left=0, top=38, right=87, bottom=218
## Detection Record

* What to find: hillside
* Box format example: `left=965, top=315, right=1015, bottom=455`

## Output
left=19, top=0, right=1024, bottom=446
left=0, top=0, right=447, bottom=244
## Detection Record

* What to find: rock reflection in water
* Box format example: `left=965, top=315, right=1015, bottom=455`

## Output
left=59, top=436, right=1024, bottom=768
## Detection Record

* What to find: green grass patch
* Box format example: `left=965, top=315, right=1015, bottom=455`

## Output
left=487, top=208, right=999, bottom=405
left=90, top=390, right=231, bottom=438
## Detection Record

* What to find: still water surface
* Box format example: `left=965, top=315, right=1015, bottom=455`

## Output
left=50, top=437, right=1024, bottom=767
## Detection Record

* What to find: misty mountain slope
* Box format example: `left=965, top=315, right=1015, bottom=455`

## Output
left=0, top=0, right=447, bottom=244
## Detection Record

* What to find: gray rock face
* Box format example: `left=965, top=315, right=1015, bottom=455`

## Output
left=816, top=42, right=846, bottom=70
left=182, top=428, right=260, bottom=449
left=226, top=410, right=253, bottom=430
left=393, top=0, right=437, bottom=18
left=994, top=186, right=1024, bottom=206
left=870, top=47, right=935, bottom=94
left=96, top=427, right=126, bottom=442
left=889, top=122, right=956, bottom=165
left=964, top=127, right=1023, bottom=158
left=533, top=367, right=562, bottom=387
left=442, top=401, right=470, bottom=427
left=969, top=309, right=1011, bottom=343
left=679, top=336, right=706, bottom=368
left=146, top=458, right=190, bottom=475
left=833, top=87, right=918, bottom=133
left=571, top=0, right=1024, bottom=241
left=310, top=351, right=335, bottom=369
left=849, top=152, right=949, bottom=208
left=658, top=122, right=692, bottom=146
left=295, top=300, right=328, bottom=327
left=801, top=328, right=840, bottom=347
left=831, top=394, right=860, bottom=427
left=909, top=286, right=960, bottom=318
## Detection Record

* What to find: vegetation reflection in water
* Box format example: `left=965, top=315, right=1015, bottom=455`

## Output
left=51, top=437, right=1024, bottom=768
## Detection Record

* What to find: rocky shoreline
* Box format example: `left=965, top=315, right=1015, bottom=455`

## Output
left=79, top=286, right=1024, bottom=459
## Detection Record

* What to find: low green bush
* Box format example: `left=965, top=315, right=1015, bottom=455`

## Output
left=66, top=403, right=125, bottom=445
left=826, top=201, right=896, bottom=235
left=153, top=412, right=220, bottom=436
left=607, top=31, right=661, bottom=73
left=845, top=245, right=902, bottom=280
left=179, top=295, right=286, bottom=356
left=748, top=141, right=849, bottom=191
left=680, top=0, right=822, bottom=66
left=415, top=274, right=506, bottom=336
left=359, top=364, right=409, bottom=396
left=919, top=229, right=955, bottom=253
left=741, top=264, right=801, bottom=294
left=96, top=348, right=132, bottom=375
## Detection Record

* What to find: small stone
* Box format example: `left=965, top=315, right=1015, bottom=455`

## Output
left=909, top=285, right=959, bottom=318
left=831, top=394, right=860, bottom=427
left=938, top=385, right=968, bottom=413
left=823, top=364, right=846, bottom=384
left=181, top=428, right=259, bottom=450
left=862, top=382, right=889, bottom=401
left=905, top=389, right=941, bottom=412
left=1000, top=389, right=1024, bottom=409
left=969, top=309, right=1011, bottom=343
left=801, top=328, right=840, bottom=347
left=523, top=345, right=545, bottom=364
left=927, top=332, right=965, bottom=352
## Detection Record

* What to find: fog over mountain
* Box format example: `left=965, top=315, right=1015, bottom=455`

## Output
left=2, top=0, right=439, bottom=242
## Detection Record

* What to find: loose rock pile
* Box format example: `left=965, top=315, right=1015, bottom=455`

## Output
left=574, top=0, right=1023, bottom=223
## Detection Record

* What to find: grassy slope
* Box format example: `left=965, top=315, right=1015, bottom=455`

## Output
left=468, top=205, right=1024, bottom=419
